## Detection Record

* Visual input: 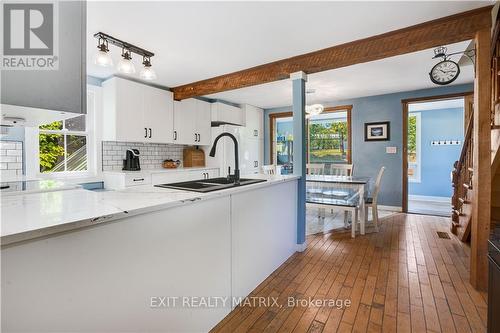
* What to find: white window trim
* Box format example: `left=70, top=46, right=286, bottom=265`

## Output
left=25, top=85, right=101, bottom=179
left=408, top=112, right=421, bottom=183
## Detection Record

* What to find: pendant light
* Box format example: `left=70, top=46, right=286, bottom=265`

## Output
left=140, top=56, right=157, bottom=80
left=94, top=37, right=113, bottom=67
left=305, top=104, right=324, bottom=116
left=117, top=48, right=136, bottom=74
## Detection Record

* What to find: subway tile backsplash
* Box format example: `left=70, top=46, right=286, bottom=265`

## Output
left=102, top=141, right=187, bottom=171
left=0, top=141, right=24, bottom=179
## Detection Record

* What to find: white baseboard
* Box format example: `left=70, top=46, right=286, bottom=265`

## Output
left=378, top=205, right=403, bottom=212
left=408, top=195, right=451, bottom=203
left=295, top=242, right=307, bottom=252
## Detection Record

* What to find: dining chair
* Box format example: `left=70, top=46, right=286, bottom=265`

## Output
left=306, top=163, right=325, bottom=175
left=330, top=163, right=354, bottom=176
left=306, top=163, right=325, bottom=218
left=261, top=165, right=276, bottom=175
left=329, top=163, right=354, bottom=218
left=364, top=166, right=386, bottom=231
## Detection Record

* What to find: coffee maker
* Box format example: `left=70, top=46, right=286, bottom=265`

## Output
left=123, top=149, right=141, bottom=171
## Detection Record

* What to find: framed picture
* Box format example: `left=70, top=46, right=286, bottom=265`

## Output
left=365, top=121, right=390, bottom=141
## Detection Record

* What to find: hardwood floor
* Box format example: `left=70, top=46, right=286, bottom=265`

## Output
left=211, top=213, right=488, bottom=333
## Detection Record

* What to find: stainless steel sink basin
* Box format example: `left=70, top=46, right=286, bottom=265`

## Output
left=154, top=177, right=266, bottom=193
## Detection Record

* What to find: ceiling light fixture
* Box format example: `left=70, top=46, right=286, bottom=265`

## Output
left=94, top=37, right=113, bottom=67
left=140, top=56, right=157, bottom=81
left=117, top=48, right=136, bottom=74
left=305, top=104, right=324, bottom=116
left=93, top=32, right=156, bottom=80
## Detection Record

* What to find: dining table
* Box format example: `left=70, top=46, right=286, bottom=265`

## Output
left=305, top=175, right=371, bottom=237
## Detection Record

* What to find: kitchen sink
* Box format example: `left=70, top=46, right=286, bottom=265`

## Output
left=154, top=177, right=266, bottom=193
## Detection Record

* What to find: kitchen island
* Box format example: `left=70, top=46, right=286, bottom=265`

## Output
left=1, top=175, right=298, bottom=332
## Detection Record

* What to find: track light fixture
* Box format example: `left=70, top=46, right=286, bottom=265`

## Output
left=93, top=32, right=156, bottom=80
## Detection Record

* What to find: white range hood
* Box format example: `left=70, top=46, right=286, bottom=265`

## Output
left=1, top=104, right=80, bottom=127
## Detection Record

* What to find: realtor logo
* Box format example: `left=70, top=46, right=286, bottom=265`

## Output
left=2, top=2, right=59, bottom=70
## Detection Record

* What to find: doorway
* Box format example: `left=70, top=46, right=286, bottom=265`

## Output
left=402, top=92, right=473, bottom=216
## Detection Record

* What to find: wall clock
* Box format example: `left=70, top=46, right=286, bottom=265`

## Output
left=429, top=59, right=460, bottom=85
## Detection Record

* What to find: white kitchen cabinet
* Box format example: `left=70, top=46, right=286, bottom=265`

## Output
left=102, top=77, right=174, bottom=144
left=173, top=99, right=211, bottom=145
left=211, top=102, right=245, bottom=126
left=143, top=85, right=174, bottom=144
left=240, top=137, right=263, bottom=175
left=231, top=181, right=297, bottom=300
left=187, top=169, right=219, bottom=181
left=104, top=168, right=220, bottom=189
left=150, top=168, right=219, bottom=186
left=243, top=104, right=264, bottom=139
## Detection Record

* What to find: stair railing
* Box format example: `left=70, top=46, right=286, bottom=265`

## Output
left=451, top=113, right=474, bottom=237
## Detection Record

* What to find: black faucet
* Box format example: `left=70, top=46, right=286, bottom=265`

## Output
left=209, top=132, right=240, bottom=184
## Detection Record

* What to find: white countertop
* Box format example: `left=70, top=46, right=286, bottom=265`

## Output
left=0, top=174, right=299, bottom=246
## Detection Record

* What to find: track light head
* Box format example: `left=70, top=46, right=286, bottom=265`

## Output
left=117, top=48, right=136, bottom=74
left=140, top=56, right=157, bottom=80
left=94, top=37, right=113, bottom=67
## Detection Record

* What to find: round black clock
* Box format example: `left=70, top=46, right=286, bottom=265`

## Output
left=429, top=60, right=460, bottom=85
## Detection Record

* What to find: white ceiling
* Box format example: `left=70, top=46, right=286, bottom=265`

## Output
left=207, top=40, right=474, bottom=109
left=87, top=1, right=489, bottom=108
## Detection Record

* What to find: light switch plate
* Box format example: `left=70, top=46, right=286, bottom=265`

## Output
left=386, top=147, right=397, bottom=154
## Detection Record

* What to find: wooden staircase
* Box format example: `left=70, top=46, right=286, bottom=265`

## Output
left=452, top=22, right=500, bottom=243
left=451, top=117, right=474, bottom=241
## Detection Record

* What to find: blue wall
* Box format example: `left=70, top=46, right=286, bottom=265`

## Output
left=264, top=83, right=473, bottom=207
left=409, top=107, right=464, bottom=198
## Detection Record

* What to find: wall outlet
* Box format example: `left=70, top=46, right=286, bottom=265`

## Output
left=386, top=147, right=397, bottom=154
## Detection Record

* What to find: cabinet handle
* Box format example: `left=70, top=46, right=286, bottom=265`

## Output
left=174, top=131, right=177, bottom=141
left=133, top=178, right=144, bottom=182
left=144, top=128, right=148, bottom=138
left=197, top=134, right=201, bottom=142
left=254, top=130, right=258, bottom=137
left=195, top=133, right=198, bottom=142
left=149, top=128, right=152, bottom=138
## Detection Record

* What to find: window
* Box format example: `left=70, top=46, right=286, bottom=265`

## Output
left=274, top=116, right=294, bottom=173
left=270, top=106, right=352, bottom=174
left=38, top=115, right=88, bottom=173
left=408, top=112, right=421, bottom=182
left=308, top=110, right=350, bottom=164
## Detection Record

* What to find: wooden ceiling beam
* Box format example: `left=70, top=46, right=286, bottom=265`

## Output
left=172, top=5, right=492, bottom=101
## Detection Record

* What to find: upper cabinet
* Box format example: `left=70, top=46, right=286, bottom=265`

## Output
left=243, top=104, right=264, bottom=140
left=102, top=77, right=174, bottom=144
left=173, top=99, right=212, bottom=146
left=211, top=102, right=245, bottom=126
left=1, top=1, right=86, bottom=114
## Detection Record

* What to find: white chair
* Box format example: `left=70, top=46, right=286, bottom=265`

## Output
left=364, top=166, right=385, bottom=231
left=306, top=163, right=325, bottom=218
left=330, top=163, right=354, bottom=176
left=261, top=165, right=276, bottom=175
left=329, top=164, right=354, bottom=219
left=306, top=163, right=325, bottom=175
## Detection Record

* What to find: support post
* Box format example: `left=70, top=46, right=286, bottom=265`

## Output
left=291, top=71, right=307, bottom=251
left=471, top=27, right=491, bottom=291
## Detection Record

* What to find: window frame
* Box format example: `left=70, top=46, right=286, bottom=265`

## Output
left=408, top=111, right=422, bottom=183
left=269, top=105, right=352, bottom=165
left=26, top=88, right=97, bottom=179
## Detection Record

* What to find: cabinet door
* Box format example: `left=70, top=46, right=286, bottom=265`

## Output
left=173, top=99, right=197, bottom=145
left=114, top=78, right=146, bottom=142
left=196, top=100, right=212, bottom=145
left=144, top=87, right=174, bottom=144
left=244, top=105, right=264, bottom=140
